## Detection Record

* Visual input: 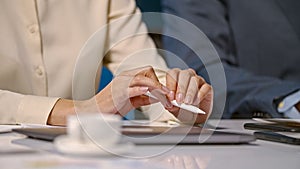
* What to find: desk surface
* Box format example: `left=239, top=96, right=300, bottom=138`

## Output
left=1, top=120, right=299, bottom=169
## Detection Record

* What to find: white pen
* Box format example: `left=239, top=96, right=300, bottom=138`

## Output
left=145, top=91, right=206, bottom=115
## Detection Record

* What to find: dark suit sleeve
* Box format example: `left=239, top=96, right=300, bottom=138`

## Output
left=161, top=0, right=300, bottom=118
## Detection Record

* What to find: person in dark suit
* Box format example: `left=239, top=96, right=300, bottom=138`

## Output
left=162, top=0, right=300, bottom=118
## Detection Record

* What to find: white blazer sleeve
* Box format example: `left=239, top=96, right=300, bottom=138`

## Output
left=0, top=90, right=59, bottom=124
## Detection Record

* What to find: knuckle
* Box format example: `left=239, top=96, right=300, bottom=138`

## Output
left=181, top=69, right=194, bottom=76
left=139, top=66, right=155, bottom=75
left=181, top=69, right=190, bottom=75
left=206, top=84, right=213, bottom=91
left=187, top=68, right=196, bottom=75
left=197, top=76, right=206, bottom=85
left=191, top=76, right=198, bottom=82
left=167, top=71, right=179, bottom=80
left=173, top=68, right=181, bottom=72
left=203, top=83, right=211, bottom=88
left=198, top=76, right=205, bottom=82
left=145, top=65, right=154, bottom=72
left=168, top=68, right=180, bottom=74
left=144, top=65, right=153, bottom=70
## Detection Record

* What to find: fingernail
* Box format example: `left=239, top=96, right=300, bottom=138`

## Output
left=168, top=91, right=175, bottom=100
left=177, top=93, right=184, bottom=103
left=184, top=95, right=192, bottom=104
left=139, top=87, right=149, bottom=92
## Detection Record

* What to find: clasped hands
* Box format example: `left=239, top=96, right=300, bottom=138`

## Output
left=48, top=66, right=213, bottom=125
left=96, top=66, right=213, bottom=124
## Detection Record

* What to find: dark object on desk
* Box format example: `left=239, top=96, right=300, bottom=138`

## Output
left=13, top=126, right=256, bottom=145
left=244, top=122, right=300, bottom=132
left=254, top=131, right=300, bottom=145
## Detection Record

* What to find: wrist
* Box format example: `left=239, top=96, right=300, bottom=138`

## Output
left=47, top=98, right=76, bottom=126
left=47, top=97, right=106, bottom=126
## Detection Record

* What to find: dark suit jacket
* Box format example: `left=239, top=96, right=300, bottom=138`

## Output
left=162, top=0, right=300, bottom=118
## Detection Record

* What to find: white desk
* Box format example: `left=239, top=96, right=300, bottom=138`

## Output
left=1, top=120, right=299, bottom=169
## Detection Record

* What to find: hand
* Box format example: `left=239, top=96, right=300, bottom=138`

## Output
left=94, top=66, right=171, bottom=116
left=164, top=68, right=213, bottom=124
left=47, top=66, right=170, bottom=125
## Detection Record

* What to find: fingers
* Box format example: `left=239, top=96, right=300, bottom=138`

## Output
left=126, top=67, right=212, bottom=125
left=127, top=86, right=170, bottom=107
left=187, top=76, right=206, bottom=105
left=128, top=86, right=149, bottom=98
left=196, top=83, right=212, bottom=105
left=165, top=68, right=213, bottom=122
left=166, top=68, right=180, bottom=100
left=176, top=69, right=193, bottom=103
left=125, top=66, right=173, bottom=107
left=113, top=66, right=173, bottom=109
left=121, top=66, right=169, bottom=94
left=129, top=75, right=162, bottom=91
left=167, top=68, right=199, bottom=104
left=184, top=76, right=201, bottom=105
